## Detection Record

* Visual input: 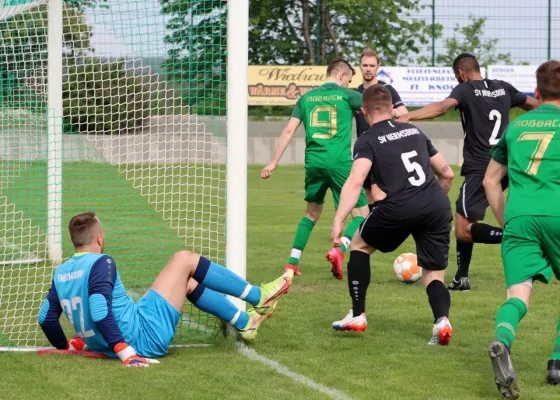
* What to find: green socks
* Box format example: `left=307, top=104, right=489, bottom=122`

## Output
left=495, top=297, right=528, bottom=349
left=550, top=319, right=560, bottom=361
left=339, top=216, right=365, bottom=253
left=287, top=217, right=315, bottom=265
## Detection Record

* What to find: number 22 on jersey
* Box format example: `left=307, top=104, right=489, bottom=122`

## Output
left=310, top=105, right=337, bottom=139
left=61, top=296, right=95, bottom=338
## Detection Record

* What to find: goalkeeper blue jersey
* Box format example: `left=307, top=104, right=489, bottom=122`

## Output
left=53, top=252, right=139, bottom=356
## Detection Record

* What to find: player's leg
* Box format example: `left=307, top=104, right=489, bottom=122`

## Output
left=539, top=217, right=560, bottom=385
left=150, top=251, right=291, bottom=336
left=450, top=175, right=504, bottom=290
left=326, top=167, right=368, bottom=279
left=332, top=233, right=373, bottom=331
left=412, top=208, right=453, bottom=345
left=488, top=216, right=552, bottom=398
left=285, top=166, right=328, bottom=275
left=333, top=207, right=408, bottom=331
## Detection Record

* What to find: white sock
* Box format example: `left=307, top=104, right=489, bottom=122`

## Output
left=290, top=248, right=302, bottom=260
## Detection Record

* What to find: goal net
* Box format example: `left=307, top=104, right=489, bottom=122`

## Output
left=0, top=0, right=229, bottom=348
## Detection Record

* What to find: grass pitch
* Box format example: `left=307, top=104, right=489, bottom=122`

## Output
left=1, top=165, right=559, bottom=400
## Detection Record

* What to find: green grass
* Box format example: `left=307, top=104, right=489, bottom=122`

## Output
left=1, top=164, right=559, bottom=399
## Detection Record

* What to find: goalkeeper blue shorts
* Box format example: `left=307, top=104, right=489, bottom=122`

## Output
left=134, top=289, right=181, bottom=358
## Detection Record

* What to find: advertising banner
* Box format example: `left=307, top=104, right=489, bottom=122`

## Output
left=487, top=65, right=537, bottom=96
left=247, top=65, right=490, bottom=107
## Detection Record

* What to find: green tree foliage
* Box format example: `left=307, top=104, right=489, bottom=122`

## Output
left=64, top=59, right=151, bottom=134
left=161, top=0, right=226, bottom=115
left=249, top=0, right=434, bottom=66
left=0, top=1, right=152, bottom=133
left=432, top=15, right=513, bottom=67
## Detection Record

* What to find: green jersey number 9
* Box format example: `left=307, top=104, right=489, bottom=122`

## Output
left=310, top=105, right=337, bottom=139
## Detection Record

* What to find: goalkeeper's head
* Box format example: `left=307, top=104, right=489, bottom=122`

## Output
left=68, top=211, right=105, bottom=253
left=326, top=58, right=356, bottom=88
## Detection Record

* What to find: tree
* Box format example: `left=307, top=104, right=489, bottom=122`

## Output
left=0, top=3, right=93, bottom=111
left=433, top=15, right=513, bottom=67
left=161, top=0, right=226, bottom=115
left=249, top=0, right=435, bottom=66
left=0, top=1, right=152, bottom=133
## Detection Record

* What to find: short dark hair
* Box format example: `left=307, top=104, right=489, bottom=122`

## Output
left=536, top=60, right=560, bottom=101
left=360, top=49, right=380, bottom=64
left=362, top=84, right=393, bottom=114
left=452, top=53, right=480, bottom=74
left=68, top=212, right=100, bottom=248
left=326, top=58, right=355, bottom=77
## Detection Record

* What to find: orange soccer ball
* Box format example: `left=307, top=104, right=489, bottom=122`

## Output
left=393, top=253, right=422, bottom=284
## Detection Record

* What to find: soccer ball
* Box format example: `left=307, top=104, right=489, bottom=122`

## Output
left=393, top=253, right=422, bottom=284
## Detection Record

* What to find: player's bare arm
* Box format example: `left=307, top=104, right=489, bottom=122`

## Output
left=483, top=159, right=508, bottom=228
left=261, top=117, right=301, bottom=179
left=430, top=152, right=454, bottom=194
left=331, top=158, right=372, bottom=246
left=397, top=98, right=458, bottom=123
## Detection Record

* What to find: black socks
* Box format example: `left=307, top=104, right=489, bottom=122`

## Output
left=426, top=280, right=450, bottom=323
left=347, top=251, right=371, bottom=317
left=455, top=240, right=474, bottom=279
left=471, top=223, right=503, bottom=244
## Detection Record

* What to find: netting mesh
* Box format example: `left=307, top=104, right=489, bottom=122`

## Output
left=0, top=0, right=226, bottom=347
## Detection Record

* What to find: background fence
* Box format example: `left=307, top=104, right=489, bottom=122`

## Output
left=416, top=0, right=560, bottom=65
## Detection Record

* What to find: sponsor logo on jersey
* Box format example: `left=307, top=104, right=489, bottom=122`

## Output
left=378, top=128, right=420, bottom=144
left=57, top=269, right=85, bottom=283
left=474, top=88, right=506, bottom=98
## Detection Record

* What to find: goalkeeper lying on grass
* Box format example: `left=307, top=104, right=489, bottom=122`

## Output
left=39, top=212, right=292, bottom=367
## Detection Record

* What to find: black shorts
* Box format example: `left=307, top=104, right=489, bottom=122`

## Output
left=359, top=205, right=452, bottom=271
left=455, top=174, right=509, bottom=221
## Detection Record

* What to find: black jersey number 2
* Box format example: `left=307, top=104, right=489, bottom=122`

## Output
left=401, top=151, right=427, bottom=186
left=489, top=109, right=502, bottom=145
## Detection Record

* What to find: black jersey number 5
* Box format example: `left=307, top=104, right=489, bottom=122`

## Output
left=401, top=151, right=427, bottom=186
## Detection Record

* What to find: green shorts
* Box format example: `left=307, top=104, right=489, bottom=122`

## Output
left=502, top=216, right=560, bottom=288
left=304, top=166, right=368, bottom=209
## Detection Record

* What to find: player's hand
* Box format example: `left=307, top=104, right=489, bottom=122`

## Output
left=396, top=114, right=411, bottom=123
left=261, top=162, right=277, bottom=179
left=331, top=220, right=344, bottom=247
left=67, top=336, right=87, bottom=351
left=114, top=342, right=159, bottom=367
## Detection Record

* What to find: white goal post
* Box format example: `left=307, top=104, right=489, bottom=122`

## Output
left=0, top=0, right=248, bottom=349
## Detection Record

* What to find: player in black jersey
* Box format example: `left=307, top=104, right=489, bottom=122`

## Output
left=355, top=49, right=408, bottom=209
left=397, top=53, right=538, bottom=291
left=331, top=84, right=455, bottom=345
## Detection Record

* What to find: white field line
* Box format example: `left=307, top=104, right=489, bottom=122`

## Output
left=0, top=344, right=211, bottom=352
left=237, top=343, right=353, bottom=400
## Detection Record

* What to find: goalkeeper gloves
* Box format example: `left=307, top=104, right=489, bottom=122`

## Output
left=67, top=336, right=87, bottom=352
left=114, top=343, right=159, bottom=367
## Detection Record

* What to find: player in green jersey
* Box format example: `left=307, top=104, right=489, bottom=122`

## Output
left=484, top=60, right=560, bottom=399
left=261, top=59, right=369, bottom=279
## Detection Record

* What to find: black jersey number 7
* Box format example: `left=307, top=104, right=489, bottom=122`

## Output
left=401, top=151, right=427, bottom=186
